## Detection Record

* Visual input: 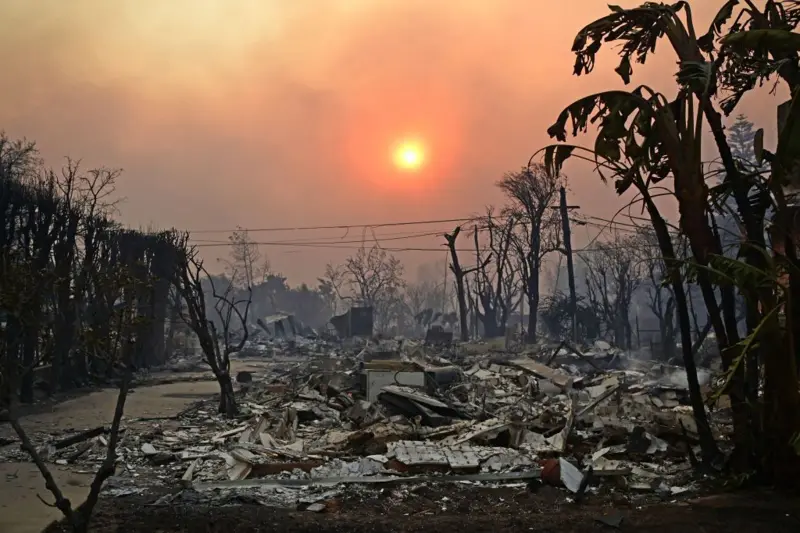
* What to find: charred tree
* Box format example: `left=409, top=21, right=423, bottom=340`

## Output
left=175, top=243, right=251, bottom=417
left=498, top=164, right=562, bottom=343
left=444, top=226, right=488, bottom=341
left=471, top=214, right=517, bottom=338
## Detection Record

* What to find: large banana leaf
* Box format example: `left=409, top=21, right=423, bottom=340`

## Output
left=572, top=2, right=695, bottom=83
left=722, top=29, right=800, bottom=53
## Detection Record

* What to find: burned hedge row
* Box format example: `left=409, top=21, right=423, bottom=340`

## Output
left=0, top=134, right=186, bottom=404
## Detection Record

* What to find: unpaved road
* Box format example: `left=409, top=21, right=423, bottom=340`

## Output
left=0, top=359, right=276, bottom=533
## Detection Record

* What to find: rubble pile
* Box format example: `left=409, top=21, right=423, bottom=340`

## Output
left=0, top=338, right=727, bottom=505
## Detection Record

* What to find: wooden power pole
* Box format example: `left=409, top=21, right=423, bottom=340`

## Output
left=559, top=186, right=579, bottom=343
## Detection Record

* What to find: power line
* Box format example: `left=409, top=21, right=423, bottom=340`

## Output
left=187, top=210, right=672, bottom=236
left=188, top=217, right=518, bottom=248
left=187, top=209, right=676, bottom=254
left=190, top=228, right=450, bottom=245
left=189, top=220, right=525, bottom=246
left=582, top=215, right=646, bottom=230
left=579, top=219, right=646, bottom=235
left=191, top=238, right=654, bottom=254
left=189, top=222, right=519, bottom=250
left=186, top=217, right=476, bottom=234
left=195, top=241, right=459, bottom=252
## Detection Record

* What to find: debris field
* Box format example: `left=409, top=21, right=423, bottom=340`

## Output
left=1, top=335, right=733, bottom=520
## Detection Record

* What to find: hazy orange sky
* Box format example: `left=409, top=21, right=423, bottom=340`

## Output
left=0, top=0, right=784, bottom=284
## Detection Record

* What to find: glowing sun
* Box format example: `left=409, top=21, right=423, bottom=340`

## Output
left=392, top=140, right=425, bottom=171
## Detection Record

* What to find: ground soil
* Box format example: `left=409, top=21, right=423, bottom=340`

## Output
left=43, top=485, right=800, bottom=533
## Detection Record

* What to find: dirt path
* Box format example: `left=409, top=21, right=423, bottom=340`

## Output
left=0, top=463, right=94, bottom=533
left=2, top=379, right=220, bottom=436
left=0, top=358, right=291, bottom=533
left=0, top=374, right=222, bottom=533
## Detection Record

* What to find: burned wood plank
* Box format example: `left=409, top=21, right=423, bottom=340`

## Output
left=53, top=426, right=107, bottom=450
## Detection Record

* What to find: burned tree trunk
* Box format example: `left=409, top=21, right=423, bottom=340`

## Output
left=471, top=215, right=516, bottom=339
left=444, top=227, right=488, bottom=342
left=641, top=192, right=720, bottom=463
left=475, top=291, right=503, bottom=338
left=175, top=240, right=251, bottom=417
left=526, top=270, right=540, bottom=343
left=9, top=333, right=134, bottom=533
left=497, top=165, right=562, bottom=343
left=217, top=371, right=237, bottom=417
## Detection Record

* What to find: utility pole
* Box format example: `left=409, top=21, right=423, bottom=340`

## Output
left=559, top=186, right=579, bottom=343
left=441, top=252, right=448, bottom=312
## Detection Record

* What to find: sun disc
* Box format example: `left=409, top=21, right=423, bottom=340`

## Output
left=393, top=140, right=425, bottom=171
